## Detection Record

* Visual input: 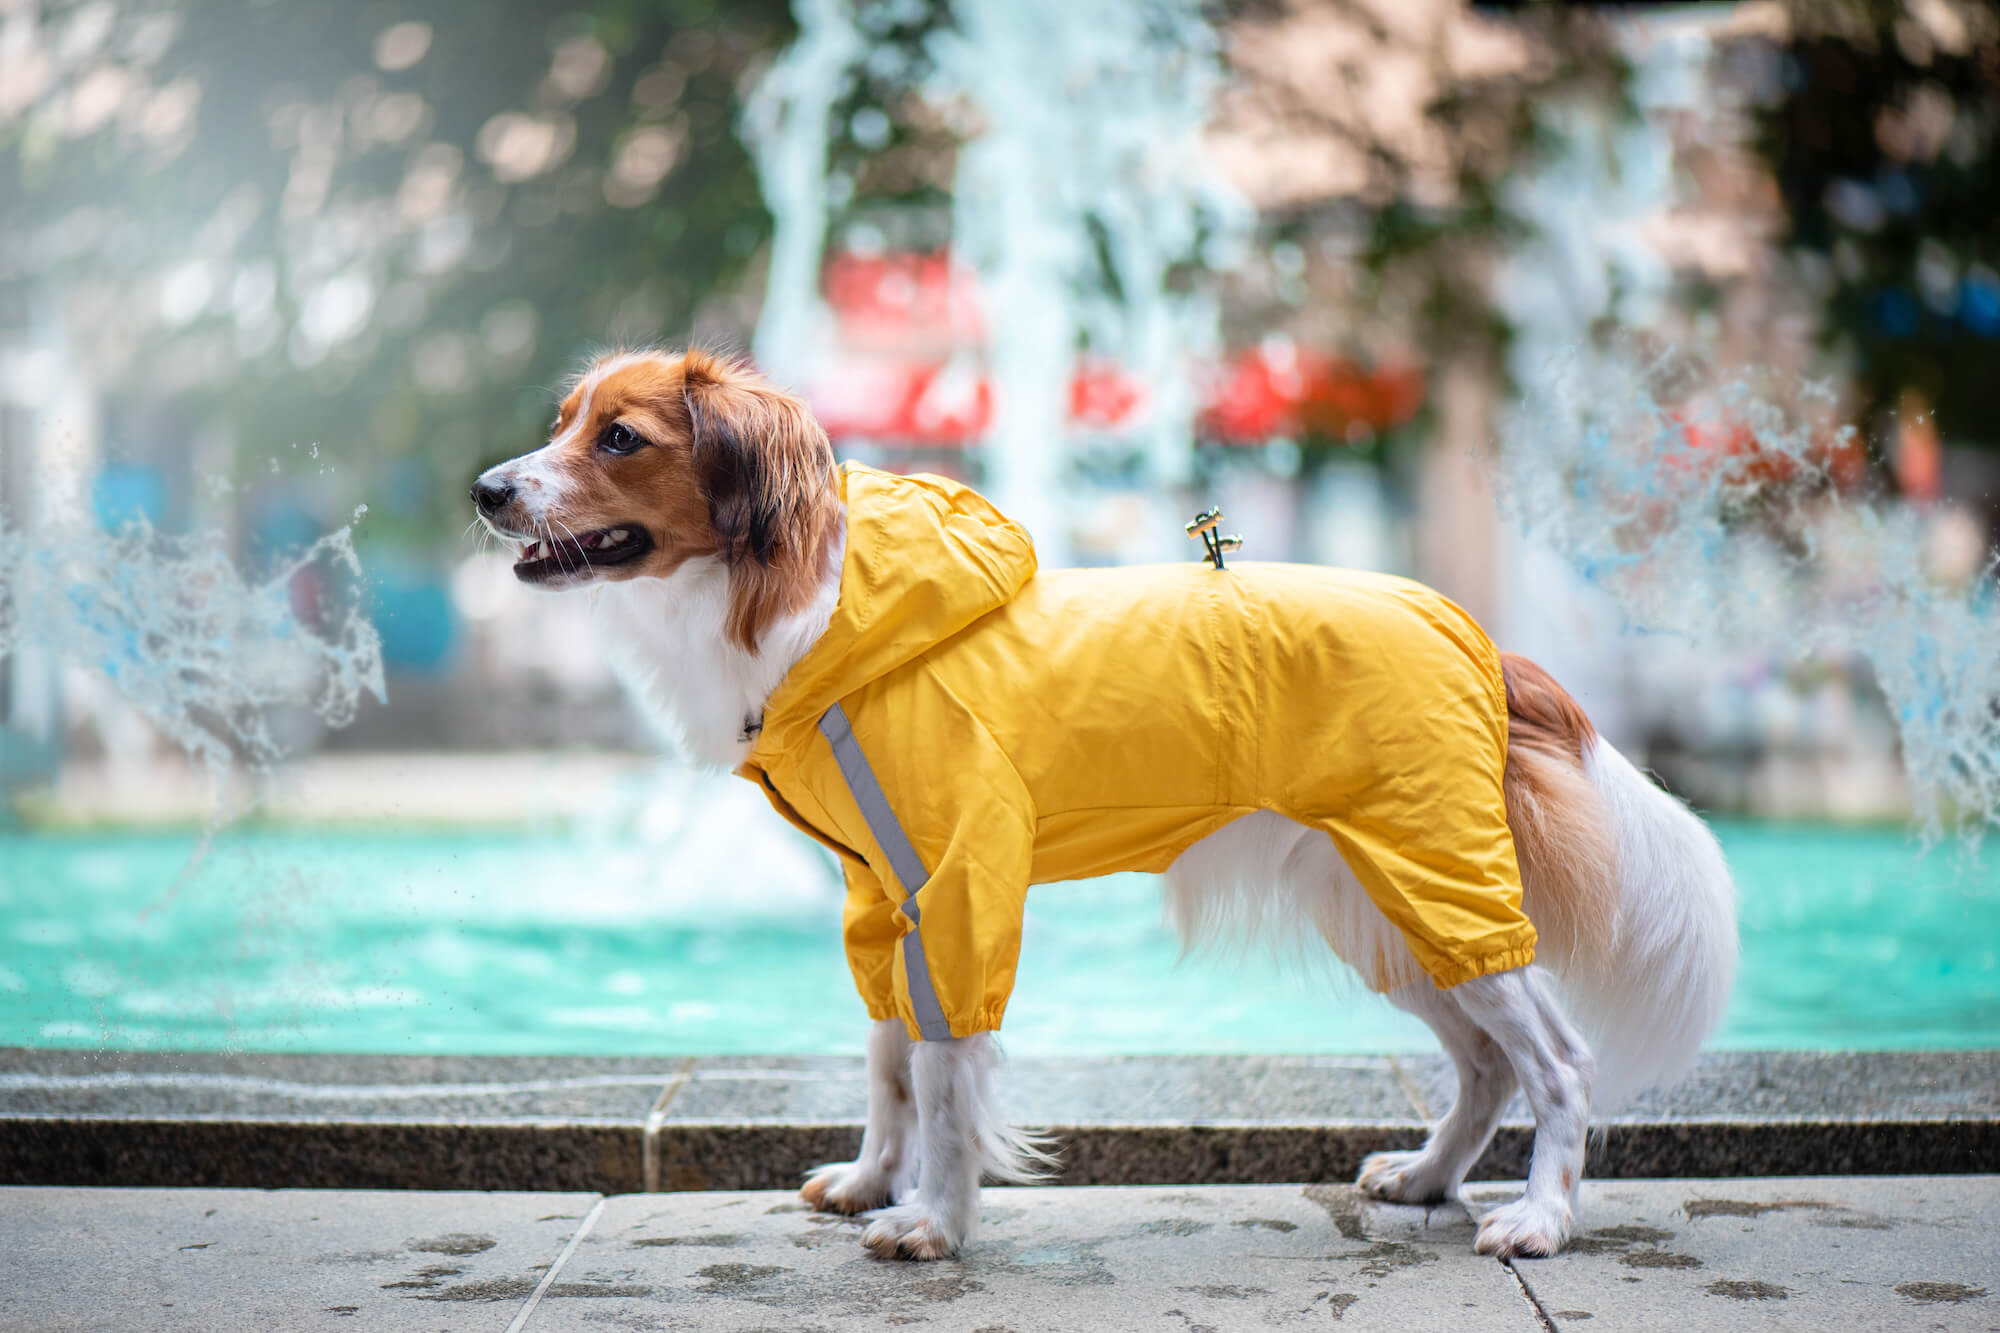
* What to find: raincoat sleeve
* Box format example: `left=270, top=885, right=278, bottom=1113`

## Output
left=823, top=674, right=1036, bottom=1042
left=840, top=858, right=902, bottom=1022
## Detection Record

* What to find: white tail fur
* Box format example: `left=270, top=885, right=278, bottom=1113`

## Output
left=1549, top=739, right=1739, bottom=1110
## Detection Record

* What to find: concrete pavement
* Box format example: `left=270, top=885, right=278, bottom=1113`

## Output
left=6, top=1177, right=1995, bottom=1331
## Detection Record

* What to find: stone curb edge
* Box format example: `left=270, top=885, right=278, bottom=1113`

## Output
left=5, top=1115, right=1994, bottom=1193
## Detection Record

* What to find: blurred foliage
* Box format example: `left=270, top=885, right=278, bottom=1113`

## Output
left=1208, top=0, right=1633, bottom=459
left=820, top=0, right=955, bottom=243
left=1355, top=7, right=1632, bottom=386
left=1750, top=0, right=2000, bottom=445
left=1, top=0, right=794, bottom=544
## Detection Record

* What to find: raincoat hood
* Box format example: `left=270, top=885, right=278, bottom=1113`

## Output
left=743, top=463, right=1036, bottom=768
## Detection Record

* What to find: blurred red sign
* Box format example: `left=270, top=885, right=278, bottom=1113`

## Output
left=804, top=250, right=1424, bottom=448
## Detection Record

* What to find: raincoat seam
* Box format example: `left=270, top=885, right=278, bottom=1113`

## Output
left=1034, top=801, right=1262, bottom=820
left=1205, top=573, right=1229, bottom=806
left=1244, top=576, right=1269, bottom=808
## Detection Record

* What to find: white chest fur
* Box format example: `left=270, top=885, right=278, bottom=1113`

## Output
left=588, top=528, right=844, bottom=769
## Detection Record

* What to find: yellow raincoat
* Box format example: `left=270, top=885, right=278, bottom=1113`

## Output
left=737, top=464, right=1535, bottom=1042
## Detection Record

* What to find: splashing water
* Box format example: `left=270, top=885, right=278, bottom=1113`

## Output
left=738, top=0, right=862, bottom=388
left=927, top=0, right=1250, bottom=557
left=741, top=0, right=1250, bottom=564
left=1502, top=344, right=2000, bottom=846
left=0, top=502, right=386, bottom=802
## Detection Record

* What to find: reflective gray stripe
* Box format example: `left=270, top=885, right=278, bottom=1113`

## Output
left=818, top=703, right=955, bottom=1042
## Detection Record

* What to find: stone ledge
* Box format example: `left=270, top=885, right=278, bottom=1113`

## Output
left=0, top=1118, right=646, bottom=1192
left=2, top=1048, right=1993, bottom=1192
left=643, top=1118, right=2000, bottom=1191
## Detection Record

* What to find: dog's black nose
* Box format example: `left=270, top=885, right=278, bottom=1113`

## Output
left=471, top=478, right=514, bottom=514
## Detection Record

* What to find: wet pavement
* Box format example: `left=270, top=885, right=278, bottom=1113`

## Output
left=7, top=1176, right=1994, bottom=1331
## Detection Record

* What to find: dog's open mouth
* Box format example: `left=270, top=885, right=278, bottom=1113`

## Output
left=512, top=525, right=652, bottom=583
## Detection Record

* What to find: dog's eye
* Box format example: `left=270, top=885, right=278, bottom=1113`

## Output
left=600, top=423, right=643, bottom=455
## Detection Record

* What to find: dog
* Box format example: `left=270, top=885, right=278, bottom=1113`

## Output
left=472, top=346, right=1738, bottom=1261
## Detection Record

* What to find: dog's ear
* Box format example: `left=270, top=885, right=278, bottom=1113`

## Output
left=679, top=349, right=838, bottom=650
left=681, top=350, right=829, bottom=568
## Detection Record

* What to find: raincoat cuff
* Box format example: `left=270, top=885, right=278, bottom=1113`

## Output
left=1426, top=928, right=1539, bottom=990
left=892, top=1003, right=1008, bottom=1043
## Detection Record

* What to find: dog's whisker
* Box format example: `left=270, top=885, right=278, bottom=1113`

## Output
left=554, top=517, right=593, bottom=572
left=548, top=517, right=581, bottom=578
left=539, top=516, right=569, bottom=576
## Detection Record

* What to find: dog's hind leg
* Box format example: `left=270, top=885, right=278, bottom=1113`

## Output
left=802, top=1017, right=917, bottom=1214
left=1357, top=981, right=1517, bottom=1205
left=1451, top=966, right=1595, bottom=1258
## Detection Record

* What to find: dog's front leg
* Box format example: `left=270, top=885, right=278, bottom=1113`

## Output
left=802, top=1017, right=916, bottom=1214
left=860, top=1034, right=988, bottom=1260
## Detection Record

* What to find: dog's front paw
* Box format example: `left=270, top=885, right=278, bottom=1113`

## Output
left=1472, top=1195, right=1571, bottom=1258
left=1357, top=1150, right=1452, bottom=1205
left=860, top=1202, right=964, bottom=1261
left=801, top=1161, right=892, bottom=1215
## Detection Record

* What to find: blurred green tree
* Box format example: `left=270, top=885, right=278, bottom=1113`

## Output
left=1204, top=1, right=1632, bottom=464
left=1, top=0, right=792, bottom=544
left=1749, top=0, right=2000, bottom=450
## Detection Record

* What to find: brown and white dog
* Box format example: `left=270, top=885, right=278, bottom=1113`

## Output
left=472, top=347, right=1738, bottom=1260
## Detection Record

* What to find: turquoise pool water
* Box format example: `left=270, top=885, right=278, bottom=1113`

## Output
left=1, top=821, right=1993, bottom=1055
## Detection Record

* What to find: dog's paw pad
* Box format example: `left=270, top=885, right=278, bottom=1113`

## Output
left=1472, top=1197, right=1571, bottom=1258
left=861, top=1204, right=961, bottom=1261
left=1357, top=1150, right=1450, bottom=1205
left=801, top=1162, right=891, bottom=1216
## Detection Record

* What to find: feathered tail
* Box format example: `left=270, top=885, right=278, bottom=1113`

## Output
left=1501, top=654, right=1739, bottom=1111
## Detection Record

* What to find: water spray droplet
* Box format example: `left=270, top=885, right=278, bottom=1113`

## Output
left=1504, top=345, right=2000, bottom=848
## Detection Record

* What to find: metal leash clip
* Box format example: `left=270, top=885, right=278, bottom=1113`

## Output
left=1185, top=507, right=1244, bottom=570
